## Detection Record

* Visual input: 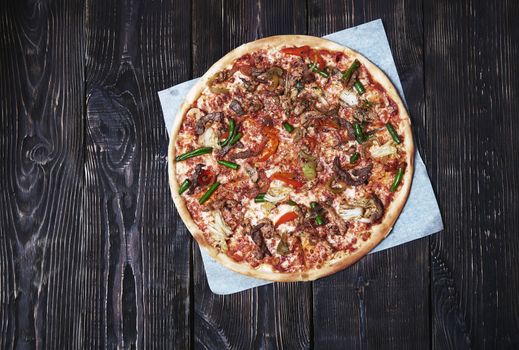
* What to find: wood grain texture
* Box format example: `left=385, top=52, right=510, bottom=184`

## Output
left=0, top=0, right=85, bottom=349
left=191, top=1, right=311, bottom=349
left=83, top=0, right=191, bottom=348
left=425, top=0, right=519, bottom=349
left=308, top=1, right=431, bottom=348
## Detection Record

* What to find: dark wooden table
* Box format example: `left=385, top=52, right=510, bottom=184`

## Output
left=1, top=0, right=518, bottom=349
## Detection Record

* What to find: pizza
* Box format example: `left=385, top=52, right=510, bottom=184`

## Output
left=168, top=35, right=414, bottom=281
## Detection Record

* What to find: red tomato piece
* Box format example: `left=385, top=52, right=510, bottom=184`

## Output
left=270, top=172, right=305, bottom=189
left=274, top=211, right=298, bottom=228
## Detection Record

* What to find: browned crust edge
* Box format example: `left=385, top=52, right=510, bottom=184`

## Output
left=167, top=35, right=415, bottom=282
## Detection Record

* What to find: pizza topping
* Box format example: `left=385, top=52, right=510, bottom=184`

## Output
left=254, top=193, right=267, bottom=203
left=350, top=152, right=360, bottom=163
left=264, top=183, right=292, bottom=203
left=176, top=146, right=213, bottom=162
left=195, top=111, right=224, bottom=135
left=218, top=131, right=243, bottom=157
left=276, top=234, right=290, bottom=256
left=274, top=211, right=298, bottom=228
left=199, top=126, right=219, bottom=148
left=256, top=127, right=279, bottom=162
left=309, top=62, right=329, bottom=78
left=250, top=219, right=274, bottom=258
left=229, top=148, right=257, bottom=160
left=198, top=181, right=220, bottom=205
left=369, top=195, right=385, bottom=222
left=310, top=201, right=326, bottom=226
left=353, top=81, right=366, bottom=95
left=333, top=157, right=373, bottom=186
left=385, top=122, right=401, bottom=144
left=325, top=178, right=347, bottom=194
left=340, top=196, right=385, bottom=223
left=219, top=118, right=236, bottom=147
left=264, top=66, right=284, bottom=91
left=208, top=75, right=230, bottom=94
left=280, top=45, right=311, bottom=57
left=321, top=203, right=348, bottom=235
left=370, top=140, right=397, bottom=158
left=270, top=172, right=305, bottom=189
left=353, top=123, right=368, bottom=144
left=337, top=118, right=356, bottom=139
left=243, top=162, right=259, bottom=182
left=229, top=99, right=245, bottom=116
left=300, top=151, right=317, bottom=180
left=339, top=90, right=359, bottom=107
left=240, top=77, right=259, bottom=92
left=342, top=59, right=361, bottom=84
left=282, top=121, right=295, bottom=133
left=390, top=167, right=404, bottom=192
left=339, top=207, right=364, bottom=221
left=178, top=179, right=191, bottom=195
left=188, top=164, right=205, bottom=194
left=217, top=160, right=240, bottom=170
left=209, top=210, right=233, bottom=236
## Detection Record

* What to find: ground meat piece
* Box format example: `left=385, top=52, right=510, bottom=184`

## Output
left=333, top=157, right=373, bottom=186
left=369, top=195, right=385, bottom=222
left=188, top=164, right=205, bottom=194
left=321, top=203, right=348, bottom=235
left=256, top=169, right=270, bottom=193
left=229, top=99, right=245, bottom=115
left=195, top=112, right=224, bottom=135
left=250, top=219, right=274, bottom=258
left=219, top=200, right=242, bottom=230
left=240, top=77, right=259, bottom=92
left=229, top=149, right=258, bottom=160
left=301, top=66, right=316, bottom=83
left=337, top=119, right=356, bottom=139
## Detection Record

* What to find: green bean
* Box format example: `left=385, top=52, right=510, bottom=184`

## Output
left=309, top=63, right=329, bottom=78
left=350, top=152, right=360, bottom=164
left=386, top=123, right=401, bottom=144
left=295, top=80, right=304, bottom=92
left=353, top=81, right=365, bottom=95
left=254, top=193, right=266, bottom=203
left=217, top=160, right=239, bottom=170
left=342, top=59, right=361, bottom=82
left=198, top=182, right=220, bottom=204
left=229, top=132, right=242, bottom=146
left=354, top=123, right=367, bottom=144
left=175, top=147, right=213, bottom=162
left=178, top=179, right=191, bottom=195
left=219, top=119, right=236, bottom=147
left=310, top=201, right=325, bottom=226
left=283, top=121, right=295, bottom=133
left=390, top=168, right=404, bottom=192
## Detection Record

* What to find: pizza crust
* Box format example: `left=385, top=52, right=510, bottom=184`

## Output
left=168, top=35, right=414, bottom=282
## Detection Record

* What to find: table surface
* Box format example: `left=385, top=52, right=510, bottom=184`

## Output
left=1, top=0, right=518, bottom=349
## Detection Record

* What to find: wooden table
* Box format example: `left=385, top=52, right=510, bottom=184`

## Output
left=1, top=0, right=518, bottom=349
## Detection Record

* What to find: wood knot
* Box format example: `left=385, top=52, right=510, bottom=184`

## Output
left=87, top=86, right=134, bottom=154
left=27, top=143, right=51, bottom=165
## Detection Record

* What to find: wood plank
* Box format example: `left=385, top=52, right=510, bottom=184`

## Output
left=84, top=0, right=191, bottom=348
left=424, top=0, right=519, bottom=348
left=0, top=1, right=85, bottom=348
left=308, top=1, right=431, bottom=348
left=191, top=1, right=311, bottom=349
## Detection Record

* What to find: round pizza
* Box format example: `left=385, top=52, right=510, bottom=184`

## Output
left=168, top=35, right=414, bottom=281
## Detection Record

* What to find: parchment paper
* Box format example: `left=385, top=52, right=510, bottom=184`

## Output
left=158, top=19, right=443, bottom=295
